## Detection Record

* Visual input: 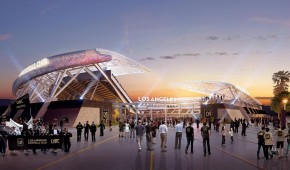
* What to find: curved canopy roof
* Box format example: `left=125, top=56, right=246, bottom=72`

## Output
left=174, top=81, right=261, bottom=108
left=12, top=49, right=150, bottom=103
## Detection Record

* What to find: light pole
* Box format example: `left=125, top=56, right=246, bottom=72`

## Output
left=281, top=99, right=288, bottom=129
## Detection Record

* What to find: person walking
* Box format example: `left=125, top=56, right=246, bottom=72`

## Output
left=241, top=120, right=247, bottom=136
left=145, top=121, right=153, bottom=150
left=0, top=130, right=8, bottom=156
left=185, top=122, right=194, bottom=154
left=159, top=121, right=168, bottom=152
left=84, top=121, right=90, bottom=141
left=135, top=120, right=145, bottom=152
left=99, top=120, right=105, bottom=136
left=285, top=126, right=290, bottom=156
left=229, top=128, right=234, bottom=143
left=59, top=119, right=64, bottom=132
left=201, top=122, right=211, bottom=156
left=196, top=118, right=200, bottom=129
left=130, top=120, right=136, bottom=138
left=52, top=125, right=59, bottom=154
left=63, top=128, right=72, bottom=153
left=90, top=122, right=97, bottom=142
left=76, top=122, right=83, bottom=142
left=234, top=119, right=239, bottom=133
left=151, top=122, right=158, bottom=144
left=257, top=127, right=266, bottom=159
left=273, top=126, right=285, bottom=159
left=264, top=127, right=273, bottom=159
left=32, top=125, right=40, bottom=154
left=215, top=121, right=220, bottom=132
left=221, top=126, right=226, bottom=145
left=119, top=121, right=124, bottom=137
left=175, top=120, right=183, bottom=149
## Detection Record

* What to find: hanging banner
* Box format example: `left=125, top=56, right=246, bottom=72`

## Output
left=8, top=135, right=63, bottom=150
left=11, top=93, right=30, bottom=110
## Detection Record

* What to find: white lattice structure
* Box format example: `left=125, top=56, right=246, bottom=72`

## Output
left=12, top=49, right=150, bottom=104
left=174, top=81, right=262, bottom=109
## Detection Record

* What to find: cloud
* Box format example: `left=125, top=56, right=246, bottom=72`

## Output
left=224, top=35, right=240, bottom=41
left=173, top=53, right=200, bottom=57
left=252, top=17, right=290, bottom=27
left=252, top=35, right=276, bottom=41
left=206, top=36, right=219, bottom=40
left=215, top=52, right=227, bottom=56
left=232, top=53, right=239, bottom=55
left=140, top=57, right=155, bottom=61
left=160, top=56, right=176, bottom=59
left=0, top=34, right=13, bottom=41
left=253, top=36, right=267, bottom=41
left=159, top=53, right=200, bottom=60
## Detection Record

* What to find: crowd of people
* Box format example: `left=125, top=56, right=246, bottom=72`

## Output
left=1, top=115, right=289, bottom=161
left=116, top=116, right=290, bottom=160
left=0, top=118, right=73, bottom=156
left=256, top=125, right=290, bottom=159
left=75, top=120, right=106, bottom=142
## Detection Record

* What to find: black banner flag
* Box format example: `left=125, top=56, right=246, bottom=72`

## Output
left=11, top=93, right=30, bottom=110
left=8, top=135, right=63, bottom=150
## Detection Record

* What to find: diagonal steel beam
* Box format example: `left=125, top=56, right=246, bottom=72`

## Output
left=54, top=67, right=85, bottom=98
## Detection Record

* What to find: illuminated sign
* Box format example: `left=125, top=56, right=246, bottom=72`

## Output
left=138, top=96, right=177, bottom=102
left=19, top=58, right=50, bottom=77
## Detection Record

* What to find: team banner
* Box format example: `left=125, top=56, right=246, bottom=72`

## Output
left=11, top=93, right=30, bottom=110
left=8, top=135, right=63, bottom=150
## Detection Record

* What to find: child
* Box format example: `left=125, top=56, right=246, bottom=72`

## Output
left=221, top=126, right=226, bottom=145
left=229, top=128, right=234, bottom=143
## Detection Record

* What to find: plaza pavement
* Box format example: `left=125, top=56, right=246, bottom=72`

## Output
left=0, top=124, right=289, bottom=170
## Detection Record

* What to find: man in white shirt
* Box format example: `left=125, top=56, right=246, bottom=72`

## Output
left=175, top=120, right=183, bottom=149
left=159, top=121, right=168, bottom=152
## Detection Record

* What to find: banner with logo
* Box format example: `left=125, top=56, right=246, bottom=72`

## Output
left=11, top=93, right=30, bottom=110
left=8, top=135, right=63, bottom=150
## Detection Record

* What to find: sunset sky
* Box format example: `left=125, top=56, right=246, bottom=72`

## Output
left=1, top=1, right=290, bottom=105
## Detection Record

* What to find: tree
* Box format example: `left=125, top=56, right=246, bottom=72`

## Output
left=272, top=70, right=290, bottom=95
left=270, top=91, right=289, bottom=114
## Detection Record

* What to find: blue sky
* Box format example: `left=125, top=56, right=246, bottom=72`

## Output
left=1, top=0, right=290, bottom=100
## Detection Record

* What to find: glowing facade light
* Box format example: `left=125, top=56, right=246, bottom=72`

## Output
left=19, top=58, right=50, bottom=77
left=283, top=99, right=288, bottom=110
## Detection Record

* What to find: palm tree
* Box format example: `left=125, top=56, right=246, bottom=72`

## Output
left=272, top=70, right=290, bottom=95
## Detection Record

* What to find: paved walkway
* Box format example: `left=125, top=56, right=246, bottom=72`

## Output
left=0, top=124, right=289, bottom=170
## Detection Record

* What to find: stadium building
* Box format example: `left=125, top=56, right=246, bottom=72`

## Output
left=7, top=49, right=150, bottom=126
left=2, top=49, right=264, bottom=126
left=175, top=81, right=264, bottom=121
